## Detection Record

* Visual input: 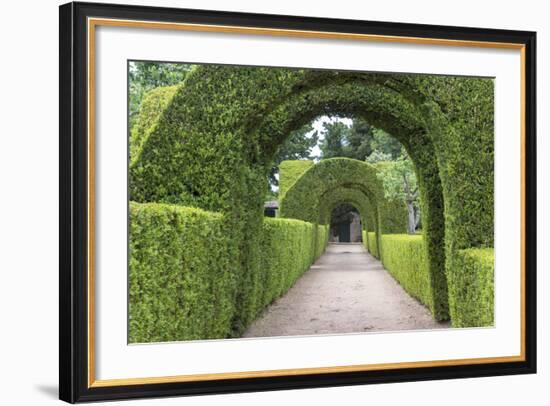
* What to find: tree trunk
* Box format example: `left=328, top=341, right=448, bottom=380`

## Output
left=407, top=201, right=416, bottom=234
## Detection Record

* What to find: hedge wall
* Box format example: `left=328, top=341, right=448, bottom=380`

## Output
left=257, top=218, right=327, bottom=312
left=317, top=186, right=376, bottom=232
left=257, top=81, right=449, bottom=320
left=280, top=158, right=407, bottom=236
left=366, top=232, right=379, bottom=258
left=129, top=86, right=177, bottom=166
left=380, top=234, right=433, bottom=313
left=128, top=202, right=235, bottom=343
left=128, top=202, right=327, bottom=343
left=447, top=248, right=494, bottom=327
left=278, top=160, right=314, bottom=198
left=315, top=224, right=329, bottom=259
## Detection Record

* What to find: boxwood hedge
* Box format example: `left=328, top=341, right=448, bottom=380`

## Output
left=128, top=202, right=235, bottom=343
left=258, top=218, right=328, bottom=312
left=366, top=232, right=379, bottom=258
left=317, top=186, right=377, bottom=232
left=380, top=234, right=433, bottom=313
left=447, top=248, right=494, bottom=327
left=280, top=158, right=407, bottom=234
left=129, top=202, right=327, bottom=342
left=278, top=160, right=314, bottom=198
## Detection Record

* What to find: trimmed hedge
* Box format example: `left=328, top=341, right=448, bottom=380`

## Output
left=280, top=158, right=407, bottom=235
left=380, top=234, right=433, bottom=312
left=447, top=248, right=494, bottom=327
left=258, top=82, right=449, bottom=320
left=318, top=186, right=376, bottom=232
left=129, top=202, right=327, bottom=343
left=278, top=160, right=314, bottom=198
left=128, top=202, right=235, bottom=343
left=257, top=219, right=327, bottom=312
left=315, top=224, right=329, bottom=259
left=129, top=86, right=177, bottom=166
left=367, top=232, right=379, bottom=258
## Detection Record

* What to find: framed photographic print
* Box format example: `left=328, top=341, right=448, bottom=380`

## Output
left=59, top=1, right=537, bottom=403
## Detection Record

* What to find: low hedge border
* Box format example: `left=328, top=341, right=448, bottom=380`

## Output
left=129, top=202, right=327, bottom=343
left=367, top=232, right=379, bottom=258
left=258, top=218, right=327, bottom=312
left=362, top=230, right=368, bottom=251
left=447, top=248, right=494, bottom=327
left=128, top=202, right=235, bottom=343
left=380, top=234, right=433, bottom=312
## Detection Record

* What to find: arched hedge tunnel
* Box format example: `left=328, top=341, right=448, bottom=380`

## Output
left=128, top=64, right=495, bottom=341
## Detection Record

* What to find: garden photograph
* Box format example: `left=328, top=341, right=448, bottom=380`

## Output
left=127, top=60, right=495, bottom=344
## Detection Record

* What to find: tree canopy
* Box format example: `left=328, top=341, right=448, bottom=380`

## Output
left=129, top=61, right=192, bottom=129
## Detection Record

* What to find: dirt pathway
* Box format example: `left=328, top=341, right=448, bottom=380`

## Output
left=244, top=243, right=449, bottom=338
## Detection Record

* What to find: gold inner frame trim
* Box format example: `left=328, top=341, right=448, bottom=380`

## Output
left=87, top=17, right=527, bottom=388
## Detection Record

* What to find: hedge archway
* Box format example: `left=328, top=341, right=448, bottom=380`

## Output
left=318, top=186, right=376, bottom=230
left=258, top=82, right=448, bottom=319
left=279, top=157, right=407, bottom=246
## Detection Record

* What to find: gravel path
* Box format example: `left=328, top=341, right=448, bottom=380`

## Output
left=244, top=243, right=449, bottom=338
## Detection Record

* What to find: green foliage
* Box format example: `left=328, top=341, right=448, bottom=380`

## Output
left=371, top=150, right=420, bottom=234
left=280, top=158, right=407, bottom=237
left=255, top=218, right=326, bottom=314
left=128, top=202, right=235, bottom=343
left=319, top=121, right=348, bottom=158
left=129, top=61, right=192, bottom=129
left=380, top=234, right=433, bottom=312
left=366, top=232, right=379, bottom=258
left=129, top=86, right=178, bottom=165
left=129, top=202, right=327, bottom=342
left=318, top=186, right=377, bottom=233
left=447, top=248, right=494, bottom=327
left=278, top=160, right=314, bottom=198
left=315, top=224, right=329, bottom=258
left=374, top=151, right=418, bottom=203
left=319, top=118, right=400, bottom=162
left=421, top=76, right=495, bottom=251
left=369, top=128, right=402, bottom=158
left=362, top=230, right=368, bottom=250
left=269, top=124, right=318, bottom=189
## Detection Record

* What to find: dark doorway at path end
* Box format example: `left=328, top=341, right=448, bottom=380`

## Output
left=329, top=203, right=362, bottom=243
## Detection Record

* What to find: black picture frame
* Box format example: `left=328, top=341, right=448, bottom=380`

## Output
left=59, top=1, right=537, bottom=403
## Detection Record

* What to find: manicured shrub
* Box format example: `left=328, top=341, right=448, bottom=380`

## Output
left=279, top=158, right=407, bottom=236
left=447, top=248, right=494, bottom=327
left=318, top=186, right=377, bottom=232
left=257, top=218, right=327, bottom=312
left=129, top=86, right=177, bottom=166
left=367, top=232, right=379, bottom=258
left=128, top=202, right=235, bottom=343
left=380, top=234, right=433, bottom=312
left=129, top=202, right=327, bottom=342
left=278, top=160, right=314, bottom=198
left=315, top=224, right=329, bottom=259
